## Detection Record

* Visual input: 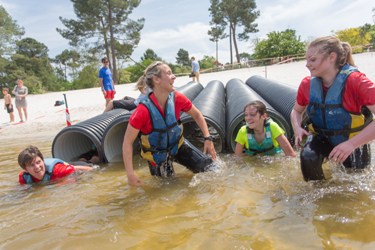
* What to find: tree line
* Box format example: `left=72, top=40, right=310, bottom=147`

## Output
left=1, top=1, right=374, bottom=97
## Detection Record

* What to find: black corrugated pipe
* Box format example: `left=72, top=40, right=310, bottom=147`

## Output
left=180, top=80, right=226, bottom=153
left=226, top=78, right=291, bottom=152
left=52, top=109, right=128, bottom=163
left=101, top=112, right=134, bottom=163
left=245, top=75, right=297, bottom=137
left=101, top=81, right=205, bottom=163
left=175, top=81, right=204, bottom=101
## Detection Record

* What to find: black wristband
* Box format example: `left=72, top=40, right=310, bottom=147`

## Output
left=204, top=135, right=213, bottom=141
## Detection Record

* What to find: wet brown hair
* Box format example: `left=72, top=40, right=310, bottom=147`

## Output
left=18, top=145, right=44, bottom=169
left=243, top=100, right=267, bottom=116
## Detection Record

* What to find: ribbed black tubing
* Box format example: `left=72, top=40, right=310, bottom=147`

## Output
left=175, top=81, right=204, bottom=101
left=101, top=81, right=205, bottom=163
left=226, top=78, right=291, bottom=152
left=101, top=112, right=134, bottom=163
left=180, top=80, right=226, bottom=153
left=245, top=75, right=297, bottom=137
left=52, top=109, right=128, bottom=163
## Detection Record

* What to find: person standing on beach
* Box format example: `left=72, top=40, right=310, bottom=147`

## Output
left=122, top=61, right=216, bottom=186
left=191, top=56, right=200, bottom=83
left=290, top=36, right=375, bottom=181
left=2, top=87, right=15, bottom=123
left=12, top=79, right=28, bottom=122
left=98, top=57, right=116, bottom=108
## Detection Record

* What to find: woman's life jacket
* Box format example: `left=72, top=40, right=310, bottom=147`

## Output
left=21, top=158, right=64, bottom=184
left=140, top=92, right=184, bottom=165
left=306, top=64, right=372, bottom=146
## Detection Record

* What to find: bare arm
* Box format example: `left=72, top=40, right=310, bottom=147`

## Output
left=99, top=78, right=106, bottom=95
left=275, top=134, right=296, bottom=157
left=290, top=102, right=309, bottom=148
left=73, top=165, right=94, bottom=171
left=122, top=124, right=142, bottom=186
left=234, top=143, right=245, bottom=157
left=329, top=104, right=375, bottom=163
left=186, top=104, right=216, bottom=160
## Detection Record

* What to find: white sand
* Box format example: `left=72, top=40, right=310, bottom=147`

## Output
left=1, top=52, right=374, bottom=143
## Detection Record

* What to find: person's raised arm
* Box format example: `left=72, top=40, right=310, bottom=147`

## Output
left=186, top=104, right=216, bottom=160
left=290, top=102, right=309, bottom=148
left=122, top=124, right=142, bottom=186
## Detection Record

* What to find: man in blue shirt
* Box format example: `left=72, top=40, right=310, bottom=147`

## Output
left=191, top=56, right=200, bottom=83
left=99, top=57, right=116, bottom=108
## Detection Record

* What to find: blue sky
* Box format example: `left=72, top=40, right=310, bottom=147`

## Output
left=1, top=0, right=374, bottom=64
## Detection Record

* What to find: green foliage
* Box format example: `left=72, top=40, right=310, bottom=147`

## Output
left=209, top=0, right=259, bottom=63
left=57, top=0, right=145, bottom=83
left=175, top=48, right=190, bottom=66
left=125, top=58, right=153, bottom=83
left=199, top=55, right=216, bottom=69
left=54, top=49, right=81, bottom=81
left=253, top=29, right=305, bottom=60
left=0, top=6, right=24, bottom=57
left=71, top=64, right=98, bottom=90
left=141, top=49, right=161, bottom=61
left=336, top=27, right=371, bottom=53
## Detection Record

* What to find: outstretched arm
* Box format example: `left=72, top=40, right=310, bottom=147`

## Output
left=123, top=124, right=142, bottom=186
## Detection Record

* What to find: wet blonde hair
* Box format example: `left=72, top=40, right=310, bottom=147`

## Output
left=136, top=61, right=165, bottom=89
left=308, top=36, right=355, bottom=69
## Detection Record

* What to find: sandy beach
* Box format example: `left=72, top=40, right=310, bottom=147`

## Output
left=1, top=52, right=374, bottom=144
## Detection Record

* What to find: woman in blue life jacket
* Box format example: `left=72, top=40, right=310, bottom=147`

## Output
left=235, top=100, right=296, bottom=157
left=291, top=36, right=375, bottom=181
left=122, top=61, right=217, bottom=186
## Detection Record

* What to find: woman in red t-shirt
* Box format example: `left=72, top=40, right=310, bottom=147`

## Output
left=122, top=61, right=216, bottom=186
left=291, top=36, right=375, bottom=181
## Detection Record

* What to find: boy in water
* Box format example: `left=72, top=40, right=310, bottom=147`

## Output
left=18, top=145, right=93, bottom=185
left=2, top=87, right=14, bottom=123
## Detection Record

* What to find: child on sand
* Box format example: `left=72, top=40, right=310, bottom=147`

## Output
left=18, top=145, right=93, bottom=185
left=235, top=100, right=296, bottom=157
left=2, top=87, right=14, bottom=123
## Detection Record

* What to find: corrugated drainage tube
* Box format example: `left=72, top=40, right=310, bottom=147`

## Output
left=180, top=80, right=226, bottom=153
left=226, top=78, right=291, bottom=152
left=52, top=109, right=129, bottom=163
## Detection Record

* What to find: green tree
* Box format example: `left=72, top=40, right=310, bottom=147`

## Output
left=199, top=55, right=216, bottom=69
left=54, top=49, right=81, bottom=81
left=0, top=5, right=24, bottom=57
left=253, top=29, right=305, bottom=60
left=72, top=64, right=98, bottom=89
left=7, top=38, right=58, bottom=92
left=141, top=48, right=161, bottom=61
left=336, top=27, right=370, bottom=53
left=176, top=48, right=190, bottom=66
left=57, top=0, right=145, bottom=84
left=209, top=0, right=259, bottom=64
